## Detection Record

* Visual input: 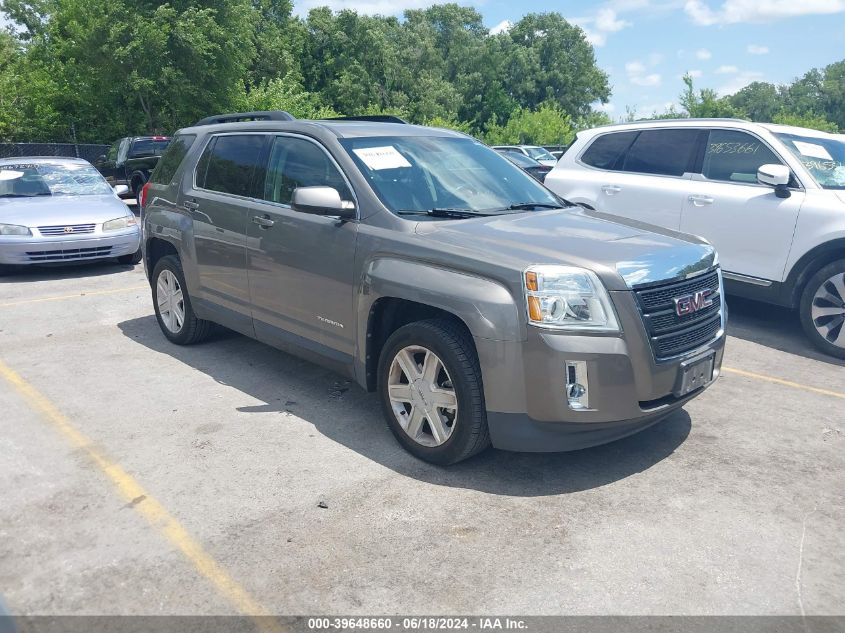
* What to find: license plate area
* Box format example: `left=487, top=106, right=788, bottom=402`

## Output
left=674, top=352, right=715, bottom=397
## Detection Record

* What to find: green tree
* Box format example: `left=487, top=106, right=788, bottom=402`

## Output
left=772, top=112, right=839, bottom=133
left=728, top=81, right=780, bottom=122
left=680, top=73, right=741, bottom=118
left=484, top=101, right=574, bottom=146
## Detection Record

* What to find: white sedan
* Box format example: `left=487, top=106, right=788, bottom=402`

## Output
left=0, top=157, right=141, bottom=272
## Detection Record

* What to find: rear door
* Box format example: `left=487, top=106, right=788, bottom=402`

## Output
left=681, top=128, right=804, bottom=282
left=246, top=134, right=359, bottom=363
left=591, top=128, right=703, bottom=230
left=97, top=139, right=123, bottom=184
left=180, top=133, right=268, bottom=324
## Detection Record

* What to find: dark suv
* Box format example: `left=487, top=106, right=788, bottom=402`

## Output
left=95, top=136, right=171, bottom=198
left=141, top=116, right=726, bottom=464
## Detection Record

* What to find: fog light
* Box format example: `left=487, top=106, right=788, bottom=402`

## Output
left=565, top=361, right=590, bottom=410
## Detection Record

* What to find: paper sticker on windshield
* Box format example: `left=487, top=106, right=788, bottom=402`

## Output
left=793, top=141, right=833, bottom=161
left=0, top=170, right=23, bottom=180
left=353, top=146, right=411, bottom=170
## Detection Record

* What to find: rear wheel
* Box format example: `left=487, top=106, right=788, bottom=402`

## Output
left=378, top=319, right=489, bottom=465
left=151, top=255, right=214, bottom=345
left=799, top=259, right=845, bottom=359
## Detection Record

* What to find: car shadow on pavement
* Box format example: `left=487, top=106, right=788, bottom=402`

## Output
left=118, top=315, right=691, bottom=497
left=725, top=296, right=845, bottom=367
left=0, top=261, right=138, bottom=284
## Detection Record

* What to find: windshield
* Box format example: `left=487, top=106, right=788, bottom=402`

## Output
left=340, top=136, right=562, bottom=217
left=525, top=147, right=555, bottom=161
left=0, top=162, right=114, bottom=198
left=775, top=133, right=845, bottom=190
left=129, top=139, right=170, bottom=158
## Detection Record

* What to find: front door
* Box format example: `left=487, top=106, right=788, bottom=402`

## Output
left=681, top=129, right=804, bottom=283
left=180, top=133, right=267, bottom=323
left=246, top=134, right=359, bottom=363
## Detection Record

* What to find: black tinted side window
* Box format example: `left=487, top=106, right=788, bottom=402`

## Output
left=151, top=134, right=196, bottom=185
left=702, top=130, right=783, bottom=183
left=581, top=132, right=637, bottom=170
left=263, top=136, right=352, bottom=205
left=201, top=135, right=266, bottom=197
left=623, top=129, right=700, bottom=177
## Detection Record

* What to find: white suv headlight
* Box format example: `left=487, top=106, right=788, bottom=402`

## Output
left=0, top=223, right=32, bottom=236
left=524, top=265, right=619, bottom=331
left=103, top=215, right=138, bottom=231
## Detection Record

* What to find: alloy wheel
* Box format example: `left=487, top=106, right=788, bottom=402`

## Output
left=387, top=345, right=458, bottom=447
left=156, top=269, right=185, bottom=334
left=811, top=272, right=845, bottom=348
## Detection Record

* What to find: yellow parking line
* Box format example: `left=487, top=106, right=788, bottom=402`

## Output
left=722, top=366, right=845, bottom=401
left=0, top=358, right=287, bottom=633
left=0, top=285, right=147, bottom=308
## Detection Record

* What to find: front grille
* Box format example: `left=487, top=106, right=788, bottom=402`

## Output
left=634, top=269, right=723, bottom=360
left=38, top=224, right=96, bottom=236
left=26, top=246, right=112, bottom=262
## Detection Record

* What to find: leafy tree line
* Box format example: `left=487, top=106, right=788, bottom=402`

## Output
left=0, top=0, right=609, bottom=145
left=638, top=62, right=845, bottom=133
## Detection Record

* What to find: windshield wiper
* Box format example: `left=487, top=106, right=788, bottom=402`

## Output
left=397, top=208, right=494, bottom=218
left=506, top=202, right=567, bottom=210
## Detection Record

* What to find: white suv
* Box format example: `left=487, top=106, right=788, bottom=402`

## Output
left=545, top=119, right=845, bottom=358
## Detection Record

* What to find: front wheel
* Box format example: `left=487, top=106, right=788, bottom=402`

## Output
left=378, top=319, right=489, bottom=465
left=799, top=259, right=845, bottom=359
left=118, top=249, right=142, bottom=265
left=151, top=255, right=214, bottom=345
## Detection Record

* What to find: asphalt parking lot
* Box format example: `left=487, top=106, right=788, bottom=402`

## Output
left=1, top=260, right=843, bottom=619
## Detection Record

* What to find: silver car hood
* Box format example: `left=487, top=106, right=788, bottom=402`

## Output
left=0, top=194, right=131, bottom=227
left=415, top=207, right=716, bottom=290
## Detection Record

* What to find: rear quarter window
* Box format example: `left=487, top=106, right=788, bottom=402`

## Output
left=580, top=132, right=637, bottom=170
left=150, top=134, right=196, bottom=185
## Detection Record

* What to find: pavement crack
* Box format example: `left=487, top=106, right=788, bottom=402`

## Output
left=795, top=503, right=818, bottom=618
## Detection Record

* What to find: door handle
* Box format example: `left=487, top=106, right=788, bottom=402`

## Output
left=688, top=195, right=714, bottom=206
left=182, top=200, right=199, bottom=211
left=601, top=185, right=622, bottom=195
left=252, top=215, right=275, bottom=228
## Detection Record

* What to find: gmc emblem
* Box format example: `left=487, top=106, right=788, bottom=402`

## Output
left=674, top=289, right=714, bottom=317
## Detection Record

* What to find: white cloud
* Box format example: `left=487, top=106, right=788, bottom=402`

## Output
left=696, top=48, right=712, bottom=60
left=747, top=44, right=769, bottom=54
left=686, top=69, right=703, bottom=78
left=574, top=7, right=631, bottom=47
left=626, top=58, right=662, bottom=87
left=715, top=64, right=739, bottom=74
left=489, top=19, right=512, bottom=35
left=717, top=70, right=765, bottom=95
left=685, top=0, right=845, bottom=25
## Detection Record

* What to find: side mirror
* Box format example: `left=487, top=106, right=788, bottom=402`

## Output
left=113, top=184, right=130, bottom=196
left=757, top=164, right=791, bottom=198
left=97, top=155, right=106, bottom=164
left=291, top=186, right=355, bottom=219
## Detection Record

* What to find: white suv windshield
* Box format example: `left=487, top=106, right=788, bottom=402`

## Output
left=340, top=136, right=562, bottom=216
left=0, top=162, right=114, bottom=198
left=775, top=133, right=845, bottom=190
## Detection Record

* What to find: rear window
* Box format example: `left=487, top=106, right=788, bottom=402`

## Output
left=129, top=138, right=170, bottom=158
left=580, top=132, right=637, bottom=170
left=150, top=134, right=196, bottom=185
left=622, top=129, right=700, bottom=177
left=197, top=134, right=266, bottom=197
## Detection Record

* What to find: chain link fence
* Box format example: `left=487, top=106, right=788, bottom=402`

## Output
left=0, top=143, right=111, bottom=165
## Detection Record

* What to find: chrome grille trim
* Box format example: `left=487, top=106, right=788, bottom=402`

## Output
left=37, top=224, right=96, bottom=235
left=634, top=269, right=724, bottom=360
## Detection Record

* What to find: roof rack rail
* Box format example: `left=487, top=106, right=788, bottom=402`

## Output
left=193, top=111, right=295, bottom=126
left=324, top=115, right=408, bottom=124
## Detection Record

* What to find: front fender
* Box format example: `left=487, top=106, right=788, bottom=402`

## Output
left=359, top=257, right=524, bottom=342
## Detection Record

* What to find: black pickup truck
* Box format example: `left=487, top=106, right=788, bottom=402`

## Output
left=95, top=136, right=170, bottom=198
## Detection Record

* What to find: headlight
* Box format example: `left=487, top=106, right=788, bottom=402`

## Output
left=103, top=215, right=138, bottom=231
left=524, top=265, right=619, bottom=331
left=0, top=223, right=32, bottom=236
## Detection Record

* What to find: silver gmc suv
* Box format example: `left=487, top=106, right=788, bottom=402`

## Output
left=141, top=115, right=726, bottom=464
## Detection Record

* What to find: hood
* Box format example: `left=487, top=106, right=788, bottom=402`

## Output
left=0, top=194, right=131, bottom=227
left=415, top=207, right=716, bottom=290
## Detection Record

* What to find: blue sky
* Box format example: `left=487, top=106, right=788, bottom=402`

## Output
left=3, top=1, right=844, bottom=119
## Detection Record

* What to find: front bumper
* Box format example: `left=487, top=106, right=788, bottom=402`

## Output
left=0, top=229, right=141, bottom=265
left=475, top=286, right=726, bottom=452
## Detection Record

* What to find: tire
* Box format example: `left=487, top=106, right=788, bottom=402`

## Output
left=118, top=249, right=142, bottom=265
left=799, top=259, right=845, bottom=359
left=130, top=175, right=146, bottom=200
left=377, top=318, right=490, bottom=465
left=151, top=254, right=214, bottom=345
